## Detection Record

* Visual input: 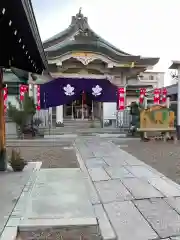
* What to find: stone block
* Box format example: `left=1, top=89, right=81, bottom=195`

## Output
left=93, top=204, right=116, bottom=240
left=104, top=166, right=134, bottom=179
left=85, top=158, right=108, bottom=168
left=0, top=226, right=17, bottom=240
left=104, top=201, right=157, bottom=240
left=165, top=197, right=180, bottom=214
left=121, top=178, right=163, bottom=199
left=88, top=168, right=110, bottom=182
left=95, top=180, right=133, bottom=203
left=125, top=166, right=159, bottom=180
left=103, top=157, right=127, bottom=167
left=19, top=169, right=100, bottom=239
left=134, top=198, right=180, bottom=238
left=148, top=178, right=180, bottom=197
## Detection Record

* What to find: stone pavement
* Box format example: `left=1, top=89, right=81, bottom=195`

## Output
left=0, top=162, right=41, bottom=240
left=75, top=136, right=180, bottom=240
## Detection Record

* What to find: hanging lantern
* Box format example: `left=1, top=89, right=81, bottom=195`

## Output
left=19, top=84, right=28, bottom=101
left=139, top=88, right=146, bottom=104
left=36, top=85, right=40, bottom=111
left=153, top=88, right=161, bottom=104
left=3, top=86, right=8, bottom=112
left=118, top=87, right=126, bottom=110
left=161, top=88, right=167, bottom=103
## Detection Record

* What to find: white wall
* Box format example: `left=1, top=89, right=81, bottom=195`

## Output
left=56, top=105, right=63, bottom=123
left=7, top=95, right=20, bottom=109
left=103, top=102, right=117, bottom=120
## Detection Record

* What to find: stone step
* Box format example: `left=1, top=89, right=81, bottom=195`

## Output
left=18, top=169, right=102, bottom=240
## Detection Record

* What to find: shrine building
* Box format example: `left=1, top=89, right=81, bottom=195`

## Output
left=31, top=10, right=163, bottom=127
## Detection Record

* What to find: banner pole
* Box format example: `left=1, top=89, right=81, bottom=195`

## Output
left=71, top=101, right=74, bottom=120
left=92, top=100, right=94, bottom=120
left=82, top=91, right=84, bottom=120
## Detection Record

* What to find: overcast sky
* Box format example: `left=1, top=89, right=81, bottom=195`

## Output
left=32, top=0, right=180, bottom=85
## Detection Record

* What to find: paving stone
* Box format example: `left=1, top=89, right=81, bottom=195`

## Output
left=0, top=226, right=17, bottom=240
left=134, top=198, right=180, bottom=238
left=85, top=158, right=108, bottom=168
left=95, top=180, right=133, bottom=203
left=125, top=166, right=159, bottom=180
left=148, top=177, right=180, bottom=197
left=165, top=197, right=180, bottom=214
left=104, top=166, right=134, bottom=179
left=6, top=216, right=20, bottom=227
left=88, top=168, right=110, bottom=182
left=104, top=201, right=157, bottom=240
left=0, top=162, right=39, bottom=235
left=121, top=178, right=163, bottom=199
left=103, top=157, right=127, bottom=166
left=84, top=178, right=101, bottom=205
left=93, top=204, right=116, bottom=240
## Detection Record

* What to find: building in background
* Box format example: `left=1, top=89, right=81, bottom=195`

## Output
left=126, top=71, right=165, bottom=105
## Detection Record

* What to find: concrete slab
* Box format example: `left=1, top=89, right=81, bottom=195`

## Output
left=125, top=165, right=160, bottom=180
left=85, top=158, right=108, bottom=168
left=103, top=157, right=127, bottom=166
left=19, top=169, right=100, bottom=239
left=121, top=178, right=163, bottom=199
left=88, top=168, right=110, bottom=182
left=0, top=226, right=17, bottom=240
left=104, top=166, right=134, bottom=179
left=165, top=197, right=180, bottom=214
left=0, top=162, right=41, bottom=237
left=93, top=204, right=116, bottom=240
left=134, top=198, right=180, bottom=238
left=95, top=180, right=133, bottom=203
left=148, top=177, right=180, bottom=197
left=104, top=201, right=158, bottom=240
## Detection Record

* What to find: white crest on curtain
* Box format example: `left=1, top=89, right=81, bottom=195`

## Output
left=63, top=84, right=75, bottom=96
left=92, top=85, right=102, bottom=96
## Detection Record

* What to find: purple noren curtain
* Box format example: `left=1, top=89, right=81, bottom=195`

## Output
left=40, top=77, right=117, bottom=109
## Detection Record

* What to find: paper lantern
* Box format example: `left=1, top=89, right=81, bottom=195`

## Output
left=153, top=88, right=161, bottom=104
left=19, top=84, right=28, bottom=101
left=36, top=85, right=40, bottom=111
left=118, top=87, right=125, bottom=110
left=139, top=88, right=146, bottom=104
left=161, top=88, right=167, bottom=103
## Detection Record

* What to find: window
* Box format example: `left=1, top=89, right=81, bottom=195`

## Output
left=149, top=75, right=154, bottom=80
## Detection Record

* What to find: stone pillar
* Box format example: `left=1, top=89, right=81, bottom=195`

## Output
left=56, top=105, right=63, bottom=124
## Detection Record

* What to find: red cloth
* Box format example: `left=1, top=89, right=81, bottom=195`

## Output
left=82, top=91, right=86, bottom=104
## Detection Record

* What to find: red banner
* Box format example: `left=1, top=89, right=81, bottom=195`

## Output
left=139, top=88, right=146, bottom=104
left=118, top=87, right=125, bottom=110
left=19, top=84, right=28, bottom=101
left=3, top=86, right=8, bottom=112
left=161, top=88, right=167, bottom=103
left=36, top=85, right=40, bottom=111
left=153, top=88, right=161, bottom=104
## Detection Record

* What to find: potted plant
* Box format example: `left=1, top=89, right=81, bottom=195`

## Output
left=9, top=149, right=27, bottom=172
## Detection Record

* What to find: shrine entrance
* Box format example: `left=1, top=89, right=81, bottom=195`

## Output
left=63, top=91, right=101, bottom=120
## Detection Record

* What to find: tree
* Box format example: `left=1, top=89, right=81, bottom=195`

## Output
left=7, top=93, right=36, bottom=138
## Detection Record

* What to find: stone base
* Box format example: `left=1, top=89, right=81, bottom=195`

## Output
left=18, top=169, right=101, bottom=240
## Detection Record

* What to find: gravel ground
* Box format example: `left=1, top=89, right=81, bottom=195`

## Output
left=7, top=144, right=79, bottom=168
left=116, top=139, right=180, bottom=184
